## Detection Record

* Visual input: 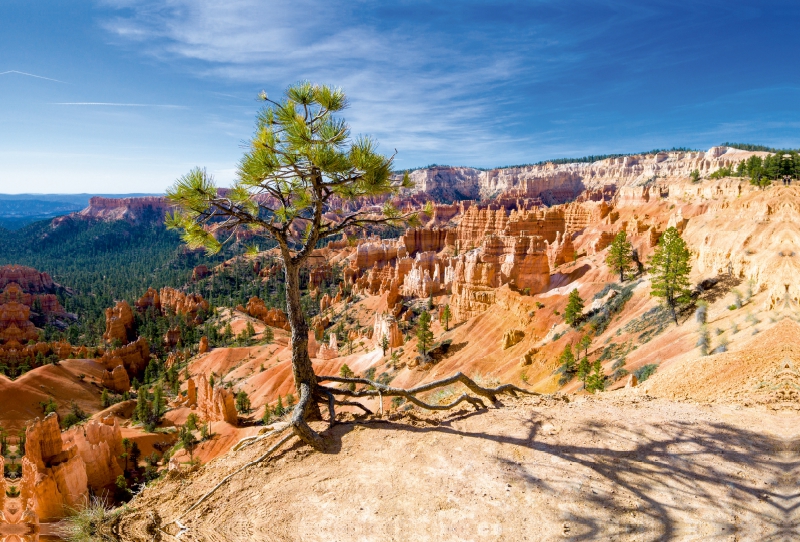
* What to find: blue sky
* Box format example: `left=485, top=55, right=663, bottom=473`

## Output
left=1, top=0, right=799, bottom=193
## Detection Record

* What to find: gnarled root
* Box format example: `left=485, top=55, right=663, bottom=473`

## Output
left=316, top=371, right=536, bottom=427
left=291, top=372, right=536, bottom=450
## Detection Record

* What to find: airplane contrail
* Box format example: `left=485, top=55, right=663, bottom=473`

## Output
left=0, top=70, right=67, bottom=84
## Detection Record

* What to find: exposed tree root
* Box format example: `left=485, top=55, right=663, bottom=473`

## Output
left=177, top=431, right=296, bottom=521
left=289, top=371, right=538, bottom=449
left=317, top=370, right=536, bottom=406
left=231, top=423, right=291, bottom=452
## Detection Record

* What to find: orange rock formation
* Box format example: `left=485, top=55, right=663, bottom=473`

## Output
left=245, top=297, right=290, bottom=330
left=193, top=374, right=238, bottom=424
left=103, top=300, right=135, bottom=345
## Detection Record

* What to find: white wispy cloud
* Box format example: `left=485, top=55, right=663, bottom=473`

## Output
left=98, top=0, right=560, bottom=165
left=0, top=70, right=67, bottom=84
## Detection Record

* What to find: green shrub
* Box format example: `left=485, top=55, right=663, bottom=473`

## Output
left=633, top=364, right=658, bottom=382
left=585, top=283, right=634, bottom=336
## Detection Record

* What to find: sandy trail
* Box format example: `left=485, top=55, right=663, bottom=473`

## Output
left=110, top=392, right=799, bottom=541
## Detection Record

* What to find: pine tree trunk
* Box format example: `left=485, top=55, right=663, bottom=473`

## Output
left=284, top=262, right=321, bottom=420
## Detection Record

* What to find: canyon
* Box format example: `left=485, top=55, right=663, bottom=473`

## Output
left=2, top=145, right=799, bottom=540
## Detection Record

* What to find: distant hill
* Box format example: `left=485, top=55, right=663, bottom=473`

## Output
left=0, top=193, right=162, bottom=229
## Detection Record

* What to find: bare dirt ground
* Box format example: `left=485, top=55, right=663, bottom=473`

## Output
left=109, top=391, right=799, bottom=542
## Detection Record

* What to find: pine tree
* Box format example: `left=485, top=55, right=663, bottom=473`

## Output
left=235, top=390, right=251, bottom=413
left=650, top=226, right=692, bottom=325
left=577, top=334, right=591, bottom=358
left=121, top=438, right=131, bottom=472
left=180, top=425, right=199, bottom=462
left=416, top=311, right=434, bottom=361
left=246, top=321, right=255, bottom=337
left=185, top=412, right=199, bottom=431
left=339, top=364, right=355, bottom=391
left=165, top=83, right=418, bottom=449
left=605, top=231, right=633, bottom=282
left=557, top=343, right=576, bottom=385
left=263, top=325, right=274, bottom=344
left=585, top=360, right=606, bottom=393
left=134, top=386, right=148, bottom=423
left=441, top=304, right=451, bottom=331
left=152, top=385, right=164, bottom=419
left=380, top=334, right=389, bottom=356
left=129, top=441, right=141, bottom=471
left=101, top=389, right=110, bottom=408
left=577, top=356, right=591, bottom=388
left=564, top=289, right=584, bottom=327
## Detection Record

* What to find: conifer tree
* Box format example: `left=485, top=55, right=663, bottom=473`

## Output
left=121, top=438, right=131, bottom=472
left=577, top=356, right=591, bottom=388
left=152, top=385, right=164, bottom=419
left=129, top=441, right=141, bottom=471
left=135, top=386, right=148, bottom=423
left=235, top=390, right=251, bottom=413
left=441, top=304, right=452, bottom=331
left=605, top=231, right=633, bottom=282
left=585, top=361, right=606, bottom=392
left=557, top=343, right=576, bottom=385
left=577, top=334, right=591, bottom=358
left=166, top=82, right=532, bottom=448
left=180, top=425, right=199, bottom=462
left=380, top=334, right=389, bottom=356
left=416, top=311, right=434, bottom=361
left=650, top=226, right=692, bottom=325
left=564, top=289, right=584, bottom=327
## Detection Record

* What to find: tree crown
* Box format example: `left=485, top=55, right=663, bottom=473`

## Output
left=166, top=82, right=418, bottom=265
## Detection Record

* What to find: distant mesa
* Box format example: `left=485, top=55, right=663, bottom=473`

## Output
left=52, top=195, right=171, bottom=226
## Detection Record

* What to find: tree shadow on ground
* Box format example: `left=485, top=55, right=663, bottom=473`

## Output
left=326, top=405, right=799, bottom=541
